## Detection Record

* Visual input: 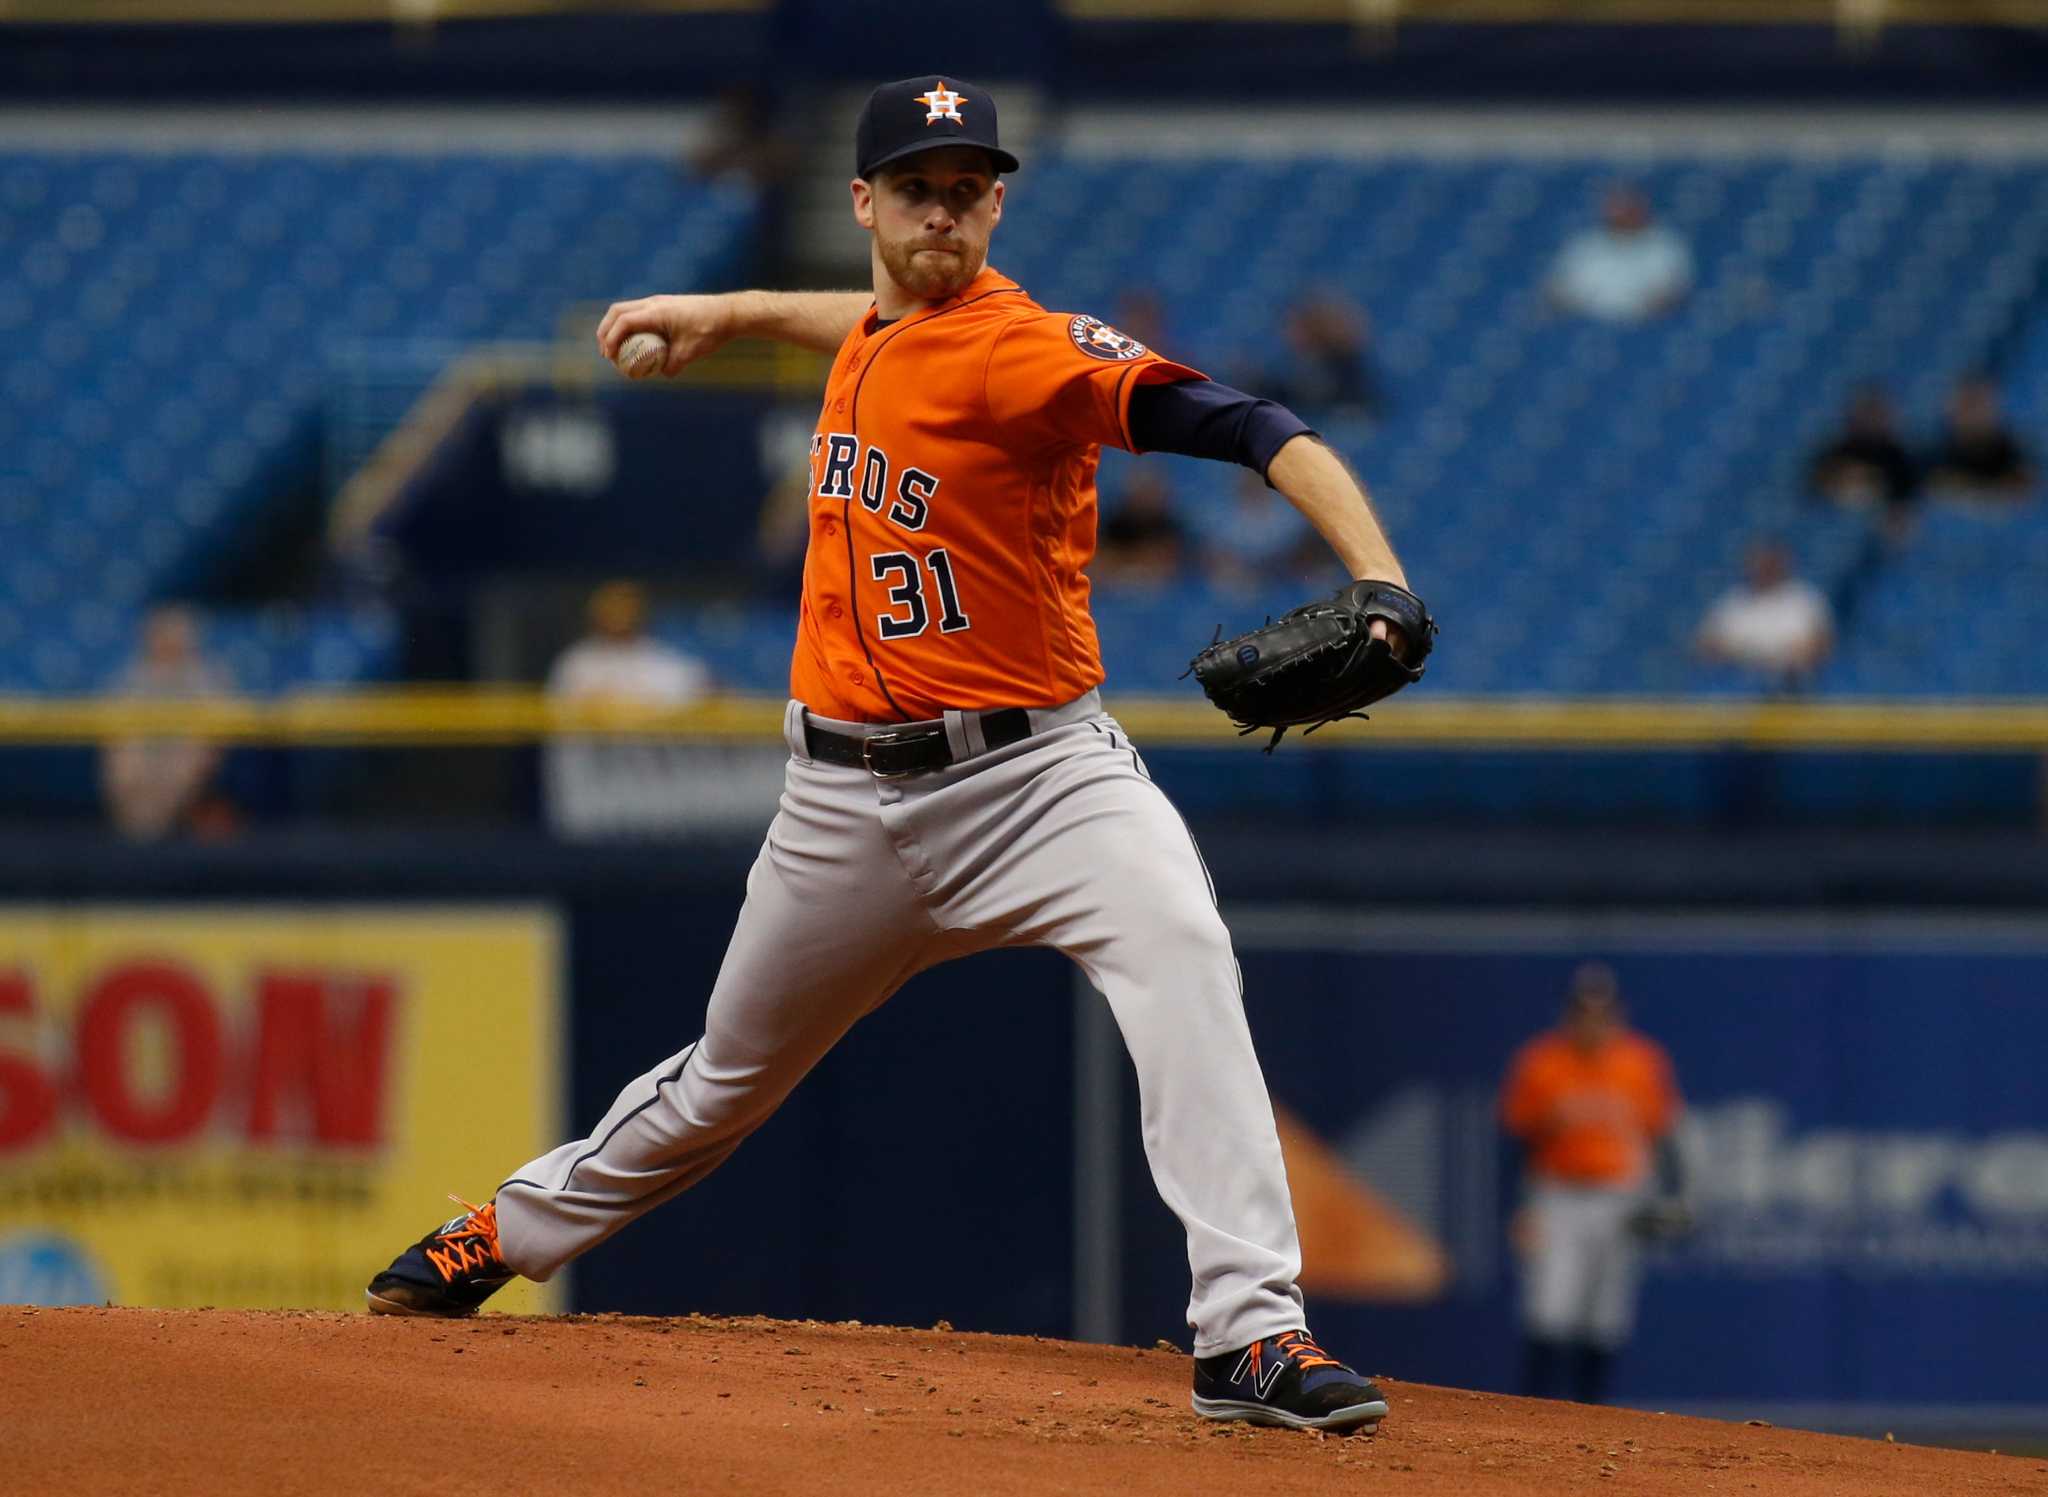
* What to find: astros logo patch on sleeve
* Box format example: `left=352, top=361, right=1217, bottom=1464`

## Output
left=1068, top=314, right=1149, bottom=361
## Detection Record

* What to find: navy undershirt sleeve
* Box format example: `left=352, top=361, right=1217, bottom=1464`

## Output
left=1126, top=378, right=1316, bottom=479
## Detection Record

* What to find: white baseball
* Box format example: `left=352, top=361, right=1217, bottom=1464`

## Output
left=615, top=331, right=668, bottom=379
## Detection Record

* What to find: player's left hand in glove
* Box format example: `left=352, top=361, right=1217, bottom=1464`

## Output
left=1188, top=579, right=1437, bottom=750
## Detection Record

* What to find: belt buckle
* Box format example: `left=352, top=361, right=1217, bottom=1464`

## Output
left=860, top=729, right=920, bottom=780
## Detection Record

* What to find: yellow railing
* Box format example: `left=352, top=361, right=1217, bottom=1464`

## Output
left=0, top=691, right=775, bottom=746
left=9, top=690, right=2048, bottom=750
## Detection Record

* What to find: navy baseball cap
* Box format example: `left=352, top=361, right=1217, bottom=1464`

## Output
left=854, top=75, right=1020, bottom=180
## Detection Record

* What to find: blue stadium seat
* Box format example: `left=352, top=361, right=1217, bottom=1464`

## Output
left=982, top=149, right=2048, bottom=696
left=0, top=145, right=758, bottom=694
left=9, top=141, right=2046, bottom=701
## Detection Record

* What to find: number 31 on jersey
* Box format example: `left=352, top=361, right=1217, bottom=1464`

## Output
left=871, top=550, right=970, bottom=639
left=815, top=433, right=973, bottom=639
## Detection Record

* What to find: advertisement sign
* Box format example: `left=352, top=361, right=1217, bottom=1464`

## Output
left=0, top=906, right=561, bottom=1313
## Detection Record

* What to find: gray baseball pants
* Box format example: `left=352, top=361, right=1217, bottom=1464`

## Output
left=1522, top=1180, right=1647, bottom=1349
left=494, top=690, right=1306, bottom=1355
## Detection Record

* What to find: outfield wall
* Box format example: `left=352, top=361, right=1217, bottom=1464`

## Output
left=1107, top=911, right=2048, bottom=1434
left=0, top=842, right=2042, bottom=1439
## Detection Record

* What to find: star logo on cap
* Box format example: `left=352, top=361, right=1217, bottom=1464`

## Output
left=915, top=82, right=966, bottom=125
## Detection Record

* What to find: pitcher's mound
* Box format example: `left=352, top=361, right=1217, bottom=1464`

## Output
left=6, top=1307, right=2030, bottom=1495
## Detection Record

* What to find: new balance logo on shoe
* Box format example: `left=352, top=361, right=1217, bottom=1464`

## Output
left=1232, top=1345, right=1288, bottom=1401
left=1192, top=1331, right=1390, bottom=1434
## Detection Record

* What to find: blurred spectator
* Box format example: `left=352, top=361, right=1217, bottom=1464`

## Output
left=1694, top=539, right=1833, bottom=688
left=1926, top=374, right=2035, bottom=501
left=548, top=581, right=709, bottom=707
left=1548, top=186, right=1693, bottom=322
left=100, top=605, right=239, bottom=841
left=545, top=581, right=712, bottom=837
left=1197, top=469, right=1325, bottom=593
left=1501, top=963, right=1687, bottom=1406
left=689, top=82, right=800, bottom=191
left=688, top=82, right=800, bottom=281
left=1092, top=472, right=1188, bottom=589
left=1808, top=386, right=1920, bottom=529
left=1262, top=291, right=1381, bottom=422
left=752, top=405, right=824, bottom=598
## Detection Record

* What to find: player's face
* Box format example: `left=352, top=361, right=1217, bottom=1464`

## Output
left=853, top=148, right=1004, bottom=303
left=1565, top=994, right=1621, bottom=1051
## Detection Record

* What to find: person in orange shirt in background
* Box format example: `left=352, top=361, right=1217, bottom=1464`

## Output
left=1500, top=962, right=1688, bottom=1405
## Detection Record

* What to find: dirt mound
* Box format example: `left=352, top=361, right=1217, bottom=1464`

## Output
left=6, top=1307, right=2037, bottom=1495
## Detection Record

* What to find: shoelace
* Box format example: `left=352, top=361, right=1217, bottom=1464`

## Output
left=424, top=1195, right=504, bottom=1284
left=1271, top=1331, right=1341, bottom=1373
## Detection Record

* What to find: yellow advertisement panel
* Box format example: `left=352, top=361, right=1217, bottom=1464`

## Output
left=0, top=906, right=561, bottom=1313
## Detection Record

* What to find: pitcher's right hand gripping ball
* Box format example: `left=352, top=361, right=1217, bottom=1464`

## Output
left=1190, top=580, right=1437, bottom=750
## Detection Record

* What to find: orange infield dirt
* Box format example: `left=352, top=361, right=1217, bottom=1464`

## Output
left=9, top=1307, right=2044, bottom=1496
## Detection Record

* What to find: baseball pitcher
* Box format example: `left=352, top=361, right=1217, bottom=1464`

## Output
left=367, top=75, right=1435, bottom=1435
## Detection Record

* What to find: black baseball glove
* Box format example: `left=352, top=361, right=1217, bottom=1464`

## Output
left=1187, top=579, right=1437, bottom=750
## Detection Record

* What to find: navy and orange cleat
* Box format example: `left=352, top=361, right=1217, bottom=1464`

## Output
left=365, top=1195, right=515, bottom=1317
left=1191, top=1330, right=1390, bottom=1432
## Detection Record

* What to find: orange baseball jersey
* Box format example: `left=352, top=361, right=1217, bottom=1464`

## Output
left=790, top=265, right=1201, bottom=722
left=1499, top=1028, right=1681, bottom=1189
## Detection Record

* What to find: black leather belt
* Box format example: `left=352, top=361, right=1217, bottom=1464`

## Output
left=805, top=707, right=1033, bottom=779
